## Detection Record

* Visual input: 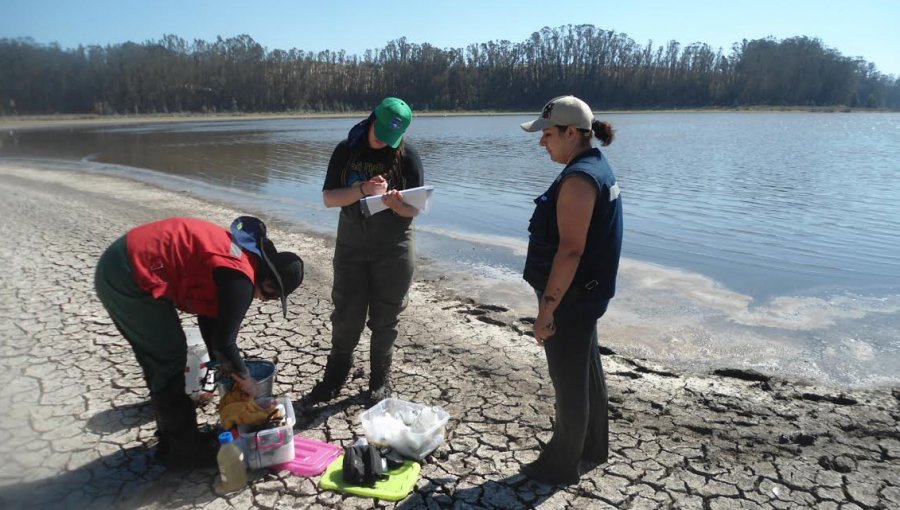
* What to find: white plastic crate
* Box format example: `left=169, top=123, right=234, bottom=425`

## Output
left=360, top=398, right=450, bottom=460
left=236, top=396, right=296, bottom=469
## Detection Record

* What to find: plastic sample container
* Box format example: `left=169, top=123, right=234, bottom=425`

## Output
left=359, top=398, right=450, bottom=460
left=235, top=396, right=296, bottom=469
left=216, top=431, right=248, bottom=493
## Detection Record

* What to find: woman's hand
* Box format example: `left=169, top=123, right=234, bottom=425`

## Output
left=231, top=372, right=258, bottom=399
left=382, top=189, right=405, bottom=213
left=533, top=308, right=556, bottom=345
left=363, top=175, right=388, bottom=196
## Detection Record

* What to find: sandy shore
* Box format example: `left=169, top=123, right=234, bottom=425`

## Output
left=0, top=111, right=535, bottom=132
left=3, top=107, right=877, bottom=132
left=0, top=163, right=897, bottom=509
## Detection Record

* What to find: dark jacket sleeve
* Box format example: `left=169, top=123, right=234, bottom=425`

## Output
left=196, top=267, right=254, bottom=378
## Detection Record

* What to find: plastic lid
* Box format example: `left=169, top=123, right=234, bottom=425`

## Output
left=218, top=431, right=234, bottom=444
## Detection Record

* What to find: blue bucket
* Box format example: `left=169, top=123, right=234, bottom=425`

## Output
left=216, top=359, right=276, bottom=398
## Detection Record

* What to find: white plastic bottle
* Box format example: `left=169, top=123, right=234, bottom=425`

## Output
left=215, top=431, right=248, bottom=493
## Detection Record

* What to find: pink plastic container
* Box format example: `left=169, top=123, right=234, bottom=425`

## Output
left=271, top=436, right=342, bottom=477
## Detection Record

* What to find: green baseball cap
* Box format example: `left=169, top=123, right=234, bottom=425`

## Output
left=373, top=97, right=412, bottom=148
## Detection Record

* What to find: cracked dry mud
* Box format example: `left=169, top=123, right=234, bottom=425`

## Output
left=0, top=164, right=898, bottom=509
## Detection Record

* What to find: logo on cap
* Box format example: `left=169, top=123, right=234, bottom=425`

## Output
left=389, top=117, right=403, bottom=130
left=542, top=102, right=555, bottom=119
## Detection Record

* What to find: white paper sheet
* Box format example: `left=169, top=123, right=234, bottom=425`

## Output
left=359, top=185, right=434, bottom=218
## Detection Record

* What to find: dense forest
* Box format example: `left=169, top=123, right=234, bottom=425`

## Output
left=1, top=24, right=898, bottom=115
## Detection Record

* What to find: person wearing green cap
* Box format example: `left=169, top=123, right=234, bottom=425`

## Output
left=94, top=216, right=304, bottom=470
left=305, top=97, right=423, bottom=407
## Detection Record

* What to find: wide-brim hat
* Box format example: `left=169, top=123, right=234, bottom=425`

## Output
left=230, top=216, right=303, bottom=318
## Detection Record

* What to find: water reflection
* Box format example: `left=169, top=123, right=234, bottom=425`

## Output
left=3, top=113, right=900, bottom=302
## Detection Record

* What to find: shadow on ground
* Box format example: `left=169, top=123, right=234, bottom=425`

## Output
left=395, top=475, right=563, bottom=509
left=85, top=401, right=155, bottom=434
left=0, top=446, right=217, bottom=509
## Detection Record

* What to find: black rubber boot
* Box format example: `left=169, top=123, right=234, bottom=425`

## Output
left=520, top=459, right=580, bottom=485
left=151, top=409, right=170, bottom=463
left=367, top=355, right=393, bottom=404
left=151, top=376, right=218, bottom=470
left=302, top=353, right=353, bottom=406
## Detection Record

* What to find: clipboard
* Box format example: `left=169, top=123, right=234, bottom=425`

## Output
left=359, top=185, right=434, bottom=218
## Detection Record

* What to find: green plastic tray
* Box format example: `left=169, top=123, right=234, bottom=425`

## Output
left=318, top=454, right=420, bottom=501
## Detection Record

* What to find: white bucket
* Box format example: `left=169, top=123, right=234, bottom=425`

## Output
left=184, top=327, right=215, bottom=401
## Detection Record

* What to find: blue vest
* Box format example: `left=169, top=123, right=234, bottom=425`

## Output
left=524, top=148, right=623, bottom=300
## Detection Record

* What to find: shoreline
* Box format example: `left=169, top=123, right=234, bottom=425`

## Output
left=0, top=163, right=898, bottom=508
left=2, top=106, right=897, bottom=131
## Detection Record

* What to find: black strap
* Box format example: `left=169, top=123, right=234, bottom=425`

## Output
left=380, top=447, right=406, bottom=469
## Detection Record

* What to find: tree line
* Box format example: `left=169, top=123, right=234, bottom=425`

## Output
left=1, top=24, right=898, bottom=115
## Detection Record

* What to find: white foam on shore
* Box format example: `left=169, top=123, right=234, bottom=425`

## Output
left=425, top=254, right=900, bottom=387
left=618, top=259, right=900, bottom=329
left=417, top=225, right=528, bottom=257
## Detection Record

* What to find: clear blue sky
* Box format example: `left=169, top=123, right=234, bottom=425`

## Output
left=2, top=0, right=898, bottom=76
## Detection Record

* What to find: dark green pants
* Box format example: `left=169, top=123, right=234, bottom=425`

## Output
left=329, top=230, right=415, bottom=364
left=94, top=236, right=187, bottom=395
left=537, top=291, right=610, bottom=478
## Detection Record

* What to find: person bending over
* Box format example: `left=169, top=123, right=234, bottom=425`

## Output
left=94, top=216, right=303, bottom=469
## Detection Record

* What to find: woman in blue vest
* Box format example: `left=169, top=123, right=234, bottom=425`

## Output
left=519, top=95, right=623, bottom=485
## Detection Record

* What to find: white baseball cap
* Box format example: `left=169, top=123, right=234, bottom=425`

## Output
left=520, top=95, right=595, bottom=132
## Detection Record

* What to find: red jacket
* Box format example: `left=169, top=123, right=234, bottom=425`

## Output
left=126, top=217, right=259, bottom=316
